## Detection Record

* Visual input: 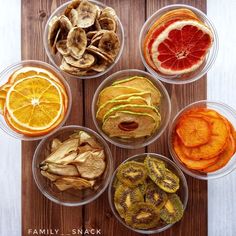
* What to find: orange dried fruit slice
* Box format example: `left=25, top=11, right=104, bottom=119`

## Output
left=176, top=116, right=211, bottom=147
left=151, top=20, right=213, bottom=75
left=6, top=76, right=63, bottom=131
left=181, top=117, right=229, bottom=160
left=0, top=98, right=5, bottom=114
left=173, top=136, right=218, bottom=170
left=201, top=135, right=236, bottom=173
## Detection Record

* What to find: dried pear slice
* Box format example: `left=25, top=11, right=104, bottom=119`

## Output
left=56, top=40, right=70, bottom=56
left=48, top=16, right=60, bottom=51
left=59, top=15, right=73, bottom=39
left=53, top=151, right=78, bottom=165
left=77, top=0, right=98, bottom=28
left=116, top=161, right=147, bottom=187
left=64, top=53, right=95, bottom=69
left=51, top=138, right=62, bottom=152
left=98, top=31, right=120, bottom=58
left=114, top=185, right=144, bottom=219
left=45, top=138, right=79, bottom=163
left=102, top=111, right=157, bottom=138
left=73, top=151, right=92, bottom=163
left=96, top=96, right=148, bottom=121
left=160, top=194, right=184, bottom=224
left=99, top=17, right=116, bottom=31
left=158, top=169, right=180, bottom=193
left=79, top=130, right=103, bottom=149
left=40, top=163, right=79, bottom=176
left=40, top=170, right=61, bottom=182
left=124, top=202, right=160, bottom=229
left=146, top=182, right=168, bottom=210
left=67, top=27, right=87, bottom=59
left=144, top=156, right=166, bottom=184
left=75, top=153, right=106, bottom=179
left=64, top=0, right=82, bottom=16
left=54, top=176, right=94, bottom=191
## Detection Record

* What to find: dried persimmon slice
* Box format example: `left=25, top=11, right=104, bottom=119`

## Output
left=173, top=136, right=217, bottom=170
left=176, top=116, right=211, bottom=147
left=182, top=117, right=229, bottom=160
left=201, top=135, right=236, bottom=173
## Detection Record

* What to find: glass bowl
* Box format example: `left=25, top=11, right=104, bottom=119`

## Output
left=168, top=100, right=236, bottom=180
left=139, top=4, right=218, bottom=85
left=32, top=125, right=113, bottom=206
left=43, top=0, right=124, bottom=80
left=108, top=153, right=188, bottom=234
left=92, top=69, right=171, bottom=149
left=0, top=60, right=72, bottom=141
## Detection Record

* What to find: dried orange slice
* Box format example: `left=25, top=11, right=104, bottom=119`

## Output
left=201, top=135, right=236, bottom=173
left=151, top=20, right=213, bottom=75
left=176, top=116, right=211, bottom=147
left=0, top=98, right=5, bottom=114
left=5, top=76, right=63, bottom=131
left=173, top=136, right=218, bottom=170
left=181, top=117, right=229, bottom=160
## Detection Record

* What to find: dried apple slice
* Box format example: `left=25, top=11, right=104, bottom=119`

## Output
left=176, top=116, right=211, bottom=147
left=201, top=135, right=236, bottom=173
left=181, top=117, right=229, bottom=159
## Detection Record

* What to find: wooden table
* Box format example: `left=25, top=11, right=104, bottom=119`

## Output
left=22, top=0, right=207, bottom=235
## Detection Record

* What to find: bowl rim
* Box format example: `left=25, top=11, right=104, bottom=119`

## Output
left=108, top=152, right=189, bottom=234
left=43, top=0, right=125, bottom=80
left=139, top=4, right=219, bottom=85
left=32, top=125, right=114, bottom=206
left=0, top=60, right=72, bottom=141
left=168, top=100, right=236, bottom=180
left=91, top=68, right=171, bottom=149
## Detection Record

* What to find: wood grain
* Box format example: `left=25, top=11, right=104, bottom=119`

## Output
left=21, top=0, right=84, bottom=235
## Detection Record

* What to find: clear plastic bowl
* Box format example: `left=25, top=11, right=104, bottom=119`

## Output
left=92, top=69, right=171, bottom=149
left=0, top=60, right=72, bottom=141
left=168, top=100, right=236, bottom=180
left=32, top=125, right=113, bottom=206
left=108, top=153, right=188, bottom=234
left=139, top=4, right=218, bottom=85
left=43, top=0, right=124, bottom=80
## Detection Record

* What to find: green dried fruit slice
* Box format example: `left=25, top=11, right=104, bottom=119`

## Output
left=160, top=194, right=184, bottom=224
left=116, top=161, right=147, bottom=187
left=125, top=202, right=160, bottom=229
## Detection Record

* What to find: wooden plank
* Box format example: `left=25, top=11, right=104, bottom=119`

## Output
left=83, top=1, right=146, bottom=235
left=21, top=0, right=84, bottom=235
left=146, top=1, right=208, bottom=236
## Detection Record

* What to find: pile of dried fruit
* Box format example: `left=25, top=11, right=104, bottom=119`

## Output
left=113, top=156, right=184, bottom=229
left=96, top=76, right=162, bottom=139
left=172, top=108, right=236, bottom=172
left=143, top=8, right=213, bottom=76
left=40, top=130, right=106, bottom=191
left=0, top=66, right=68, bottom=136
left=48, top=0, right=120, bottom=76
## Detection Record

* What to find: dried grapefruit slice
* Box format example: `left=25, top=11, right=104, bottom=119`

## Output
left=6, top=76, right=63, bottom=131
left=151, top=20, right=213, bottom=75
left=176, top=116, right=211, bottom=147
left=201, top=135, right=236, bottom=173
left=181, top=116, right=229, bottom=160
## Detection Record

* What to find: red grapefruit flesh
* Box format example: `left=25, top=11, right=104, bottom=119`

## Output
left=151, top=20, right=213, bottom=75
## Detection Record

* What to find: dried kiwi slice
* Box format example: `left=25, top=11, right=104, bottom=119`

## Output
left=146, top=182, right=168, bottom=210
left=144, top=156, right=166, bottom=184
left=125, top=202, right=160, bottom=229
left=116, top=161, right=147, bottom=187
left=114, top=185, right=144, bottom=218
left=160, top=194, right=184, bottom=224
left=157, top=169, right=180, bottom=193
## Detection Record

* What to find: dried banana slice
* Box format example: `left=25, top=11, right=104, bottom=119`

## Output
left=87, top=30, right=98, bottom=39
left=90, top=58, right=108, bottom=72
left=87, top=45, right=114, bottom=63
left=100, top=7, right=117, bottom=21
left=99, top=17, right=116, bottom=31
left=48, top=16, right=60, bottom=48
left=59, top=15, right=72, bottom=39
left=77, top=0, right=98, bottom=28
left=94, top=19, right=101, bottom=31
left=64, top=53, right=95, bottom=69
left=98, top=31, right=120, bottom=58
left=64, top=0, right=82, bottom=16
left=68, top=8, right=79, bottom=26
left=56, top=40, right=71, bottom=56
left=67, top=27, right=87, bottom=59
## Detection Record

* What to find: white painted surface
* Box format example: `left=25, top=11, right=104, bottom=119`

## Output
left=207, top=0, right=236, bottom=236
left=0, top=0, right=21, bottom=236
left=0, top=0, right=236, bottom=236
